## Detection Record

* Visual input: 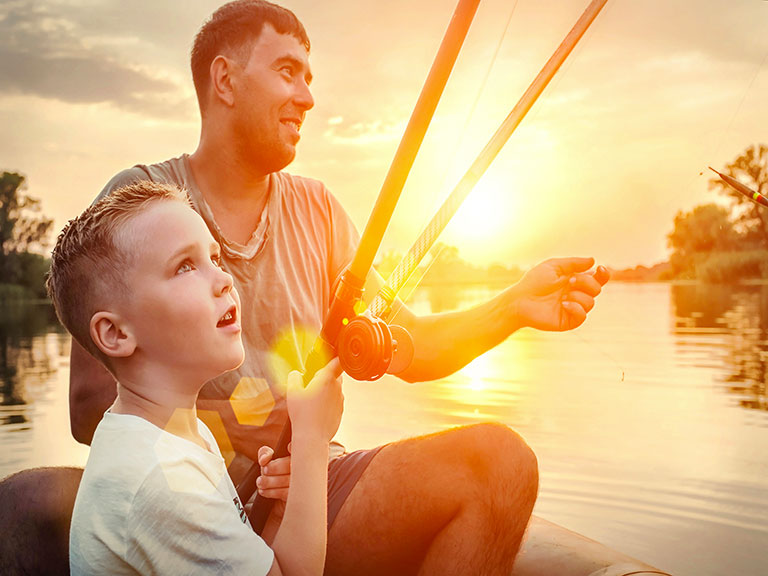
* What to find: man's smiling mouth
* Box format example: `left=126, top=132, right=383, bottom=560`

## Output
left=281, top=118, right=301, bottom=132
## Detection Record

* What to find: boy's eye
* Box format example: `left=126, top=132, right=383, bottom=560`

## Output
left=176, top=260, right=194, bottom=275
left=211, top=253, right=222, bottom=268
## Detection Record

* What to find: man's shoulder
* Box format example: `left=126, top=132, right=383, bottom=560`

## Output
left=275, top=171, right=329, bottom=197
left=96, top=155, right=189, bottom=204
left=274, top=171, right=351, bottom=214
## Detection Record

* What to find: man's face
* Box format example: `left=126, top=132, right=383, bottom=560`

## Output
left=230, top=25, right=314, bottom=174
left=117, top=201, right=244, bottom=382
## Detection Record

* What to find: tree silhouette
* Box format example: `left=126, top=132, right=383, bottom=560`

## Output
left=0, top=172, right=53, bottom=290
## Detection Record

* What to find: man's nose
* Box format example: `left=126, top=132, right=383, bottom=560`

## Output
left=295, top=79, right=314, bottom=111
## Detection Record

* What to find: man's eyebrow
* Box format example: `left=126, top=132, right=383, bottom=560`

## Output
left=273, top=55, right=313, bottom=83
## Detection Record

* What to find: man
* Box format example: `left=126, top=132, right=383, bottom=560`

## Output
left=20, top=1, right=608, bottom=574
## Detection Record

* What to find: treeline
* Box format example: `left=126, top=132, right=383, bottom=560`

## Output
left=0, top=172, right=53, bottom=300
left=667, top=144, right=768, bottom=282
left=375, top=243, right=524, bottom=288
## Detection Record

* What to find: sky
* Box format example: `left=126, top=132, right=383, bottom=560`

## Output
left=2, top=0, right=768, bottom=269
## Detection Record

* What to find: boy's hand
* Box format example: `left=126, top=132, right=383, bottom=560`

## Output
left=286, top=358, right=344, bottom=442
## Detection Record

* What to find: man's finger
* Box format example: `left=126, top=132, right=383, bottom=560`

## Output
left=561, top=300, right=587, bottom=328
left=569, top=274, right=602, bottom=297
left=593, top=264, right=610, bottom=286
left=550, top=257, right=595, bottom=276
left=565, top=291, right=595, bottom=314
left=257, top=446, right=274, bottom=466
left=262, top=455, right=291, bottom=476
left=257, top=473, right=291, bottom=491
left=257, top=487, right=290, bottom=501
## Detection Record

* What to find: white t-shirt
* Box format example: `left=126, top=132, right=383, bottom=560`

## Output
left=69, top=412, right=274, bottom=575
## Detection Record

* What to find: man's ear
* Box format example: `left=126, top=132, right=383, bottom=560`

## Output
left=90, top=312, right=136, bottom=358
left=210, top=55, right=236, bottom=107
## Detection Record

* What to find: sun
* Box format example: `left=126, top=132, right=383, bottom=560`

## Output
left=442, top=171, right=525, bottom=255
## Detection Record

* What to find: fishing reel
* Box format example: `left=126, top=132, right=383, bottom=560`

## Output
left=337, top=314, right=414, bottom=380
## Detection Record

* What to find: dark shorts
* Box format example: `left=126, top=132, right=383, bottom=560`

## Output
left=327, top=446, right=384, bottom=529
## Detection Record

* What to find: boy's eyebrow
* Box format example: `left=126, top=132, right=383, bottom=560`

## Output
left=166, top=243, right=196, bottom=265
left=168, top=241, right=220, bottom=263
left=273, top=54, right=313, bottom=84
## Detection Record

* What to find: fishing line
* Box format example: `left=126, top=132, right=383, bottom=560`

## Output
left=378, top=0, right=518, bottom=314
left=576, top=332, right=625, bottom=382
left=676, top=43, right=768, bottom=213
left=505, top=0, right=618, bottom=140
left=418, top=0, right=519, bottom=228
left=387, top=242, right=447, bottom=324
left=710, top=46, right=768, bottom=164
left=506, top=0, right=628, bottom=384
left=454, top=0, right=519, bottom=145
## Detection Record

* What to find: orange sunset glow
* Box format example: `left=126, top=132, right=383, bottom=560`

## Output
left=2, top=0, right=767, bottom=270
left=2, top=3, right=768, bottom=575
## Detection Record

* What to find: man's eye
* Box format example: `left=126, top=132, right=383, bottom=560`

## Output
left=176, top=260, right=194, bottom=275
left=280, top=66, right=293, bottom=78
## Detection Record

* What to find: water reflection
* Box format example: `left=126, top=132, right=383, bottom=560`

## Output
left=0, top=302, right=63, bottom=428
left=672, top=284, right=768, bottom=412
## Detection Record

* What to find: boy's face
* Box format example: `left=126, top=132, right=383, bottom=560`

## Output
left=116, top=200, right=244, bottom=381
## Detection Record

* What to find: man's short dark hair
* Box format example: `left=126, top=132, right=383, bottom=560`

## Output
left=191, top=0, right=310, bottom=112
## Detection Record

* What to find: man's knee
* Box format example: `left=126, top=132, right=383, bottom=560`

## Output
left=450, top=423, right=538, bottom=495
left=0, top=467, right=83, bottom=576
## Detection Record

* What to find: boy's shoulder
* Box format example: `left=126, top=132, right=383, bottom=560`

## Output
left=82, top=413, right=223, bottom=492
left=70, top=414, right=274, bottom=574
left=76, top=413, right=173, bottom=508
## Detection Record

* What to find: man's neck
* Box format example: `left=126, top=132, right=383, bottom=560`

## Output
left=189, top=143, right=273, bottom=245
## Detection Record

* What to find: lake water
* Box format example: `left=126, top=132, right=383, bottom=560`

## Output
left=1, top=282, right=767, bottom=575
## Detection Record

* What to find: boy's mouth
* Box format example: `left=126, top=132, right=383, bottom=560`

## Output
left=217, top=305, right=238, bottom=328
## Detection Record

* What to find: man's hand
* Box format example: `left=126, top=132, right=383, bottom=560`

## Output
left=513, top=257, right=610, bottom=332
left=257, top=446, right=291, bottom=500
left=256, top=445, right=291, bottom=522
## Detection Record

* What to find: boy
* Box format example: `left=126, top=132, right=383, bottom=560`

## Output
left=47, top=180, right=343, bottom=575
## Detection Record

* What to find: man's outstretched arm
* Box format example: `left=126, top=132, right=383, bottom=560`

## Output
left=69, top=339, right=117, bottom=445
left=391, top=257, right=610, bottom=383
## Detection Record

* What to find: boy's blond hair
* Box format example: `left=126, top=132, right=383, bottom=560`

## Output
left=47, top=181, right=191, bottom=371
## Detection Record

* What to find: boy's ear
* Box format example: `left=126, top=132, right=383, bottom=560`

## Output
left=90, top=312, right=136, bottom=358
left=210, top=55, right=235, bottom=107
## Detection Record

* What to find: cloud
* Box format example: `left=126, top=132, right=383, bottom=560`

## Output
left=0, top=1, right=194, bottom=118
left=323, top=119, right=405, bottom=146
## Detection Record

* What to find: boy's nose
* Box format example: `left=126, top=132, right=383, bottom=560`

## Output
left=215, top=268, right=234, bottom=295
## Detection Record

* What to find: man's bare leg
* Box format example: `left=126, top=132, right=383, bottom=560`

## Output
left=0, top=467, right=83, bottom=576
left=325, top=423, right=538, bottom=576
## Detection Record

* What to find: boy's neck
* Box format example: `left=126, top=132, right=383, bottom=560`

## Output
left=111, top=378, right=209, bottom=451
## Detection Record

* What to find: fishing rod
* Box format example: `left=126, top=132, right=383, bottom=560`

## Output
left=709, top=166, right=768, bottom=208
left=369, top=0, right=611, bottom=322
left=242, top=0, right=482, bottom=532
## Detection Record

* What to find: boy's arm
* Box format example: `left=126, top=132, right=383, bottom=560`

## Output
left=268, top=435, right=330, bottom=575
left=69, top=339, right=118, bottom=444
left=267, top=361, right=344, bottom=576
